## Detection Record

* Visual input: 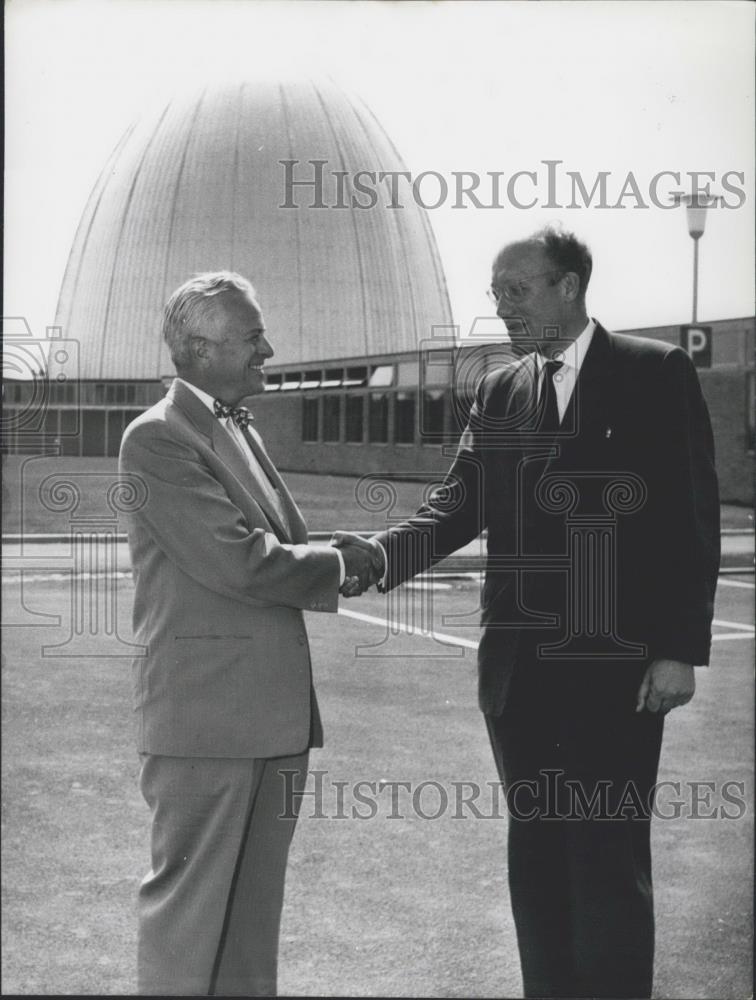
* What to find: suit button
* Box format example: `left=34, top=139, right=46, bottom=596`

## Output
left=298, top=633, right=307, bottom=646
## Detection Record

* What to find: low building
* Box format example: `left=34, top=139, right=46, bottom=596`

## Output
left=3, top=79, right=752, bottom=502
left=3, top=315, right=753, bottom=504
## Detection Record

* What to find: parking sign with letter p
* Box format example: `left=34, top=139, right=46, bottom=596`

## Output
left=680, top=325, right=712, bottom=367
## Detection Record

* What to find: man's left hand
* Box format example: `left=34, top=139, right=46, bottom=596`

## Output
left=636, top=659, right=695, bottom=714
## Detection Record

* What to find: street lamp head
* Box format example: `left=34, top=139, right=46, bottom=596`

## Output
left=668, top=191, right=723, bottom=238
left=668, top=190, right=723, bottom=323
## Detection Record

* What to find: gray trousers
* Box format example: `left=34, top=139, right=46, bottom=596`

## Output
left=137, top=751, right=309, bottom=995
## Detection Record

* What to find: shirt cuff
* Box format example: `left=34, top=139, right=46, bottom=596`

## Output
left=333, top=548, right=346, bottom=587
left=374, top=538, right=388, bottom=590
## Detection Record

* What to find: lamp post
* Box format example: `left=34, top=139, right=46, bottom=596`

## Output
left=669, top=191, right=721, bottom=323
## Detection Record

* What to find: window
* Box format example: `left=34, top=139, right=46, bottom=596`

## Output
left=59, top=409, right=78, bottom=434
left=368, top=393, right=389, bottom=443
left=264, top=374, right=282, bottom=392
left=322, top=368, right=343, bottom=389
left=44, top=382, right=60, bottom=404
left=82, top=409, right=106, bottom=455
left=302, top=397, right=319, bottom=442
left=323, top=396, right=341, bottom=441
left=106, top=410, right=126, bottom=457
left=422, top=390, right=446, bottom=438
left=423, top=349, right=455, bottom=388
left=54, top=381, right=77, bottom=404
left=282, top=372, right=301, bottom=391
left=369, top=365, right=394, bottom=387
left=394, top=392, right=416, bottom=444
left=344, top=366, right=368, bottom=388
left=301, top=369, right=321, bottom=390
left=60, top=419, right=80, bottom=455
left=124, top=410, right=143, bottom=430
left=397, top=361, right=418, bottom=387
left=345, top=396, right=364, bottom=442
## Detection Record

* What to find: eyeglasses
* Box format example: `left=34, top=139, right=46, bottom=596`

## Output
left=487, top=270, right=563, bottom=305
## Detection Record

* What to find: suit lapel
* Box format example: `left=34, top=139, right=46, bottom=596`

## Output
left=553, top=323, right=615, bottom=469
left=169, top=380, right=294, bottom=542
left=212, top=423, right=293, bottom=542
left=504, top=326, right=616, bottom=486
left=241, top=426, right=309, bottom=544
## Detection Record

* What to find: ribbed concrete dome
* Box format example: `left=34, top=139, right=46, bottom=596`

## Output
left=54, top=78, right=452, bottom=379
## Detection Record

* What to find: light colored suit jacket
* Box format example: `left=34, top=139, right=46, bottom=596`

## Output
left=119, top=378, right=341, bottom=758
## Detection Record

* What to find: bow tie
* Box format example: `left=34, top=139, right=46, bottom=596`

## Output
left=213, top=398, right=254, bottom=428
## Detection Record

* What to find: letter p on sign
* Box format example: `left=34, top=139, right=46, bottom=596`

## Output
left=680, top=325, right=712, bottom=367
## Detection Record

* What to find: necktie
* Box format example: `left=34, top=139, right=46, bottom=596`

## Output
left=213, top=398, right=254, bottom=428
left=523, top=359, right=565, bottom=630
left=538, top=360, right=563, bottom=436
left=214, top=398, right=290, bottom=536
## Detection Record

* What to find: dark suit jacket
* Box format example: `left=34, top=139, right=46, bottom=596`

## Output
left=119, top=378, right=341, bottom=757
left=376, top=323, right=720, bottom=715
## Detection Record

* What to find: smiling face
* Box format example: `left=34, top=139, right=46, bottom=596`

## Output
left=193, top=288, right=274, bottom=404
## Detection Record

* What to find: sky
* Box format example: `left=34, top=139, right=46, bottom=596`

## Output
left=4, top=0, right=755, bottom=351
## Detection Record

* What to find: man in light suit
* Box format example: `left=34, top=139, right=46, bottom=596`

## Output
left=337, top=227, right=720, bottom=998
left=119, top=272, right=372, bottom=996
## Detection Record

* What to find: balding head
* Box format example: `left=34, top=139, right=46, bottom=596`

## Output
left=493, top=226, right=593, bottom=301
left=490, top=226, right=592, bottom=349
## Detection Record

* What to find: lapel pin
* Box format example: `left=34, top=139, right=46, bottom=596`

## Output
left=605, top=426, right=612, bottom=439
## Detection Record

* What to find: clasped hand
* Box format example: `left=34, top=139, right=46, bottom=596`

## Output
left=635, top=658, right=695, bottom=714
left=331, top=531, right=385, bottom=597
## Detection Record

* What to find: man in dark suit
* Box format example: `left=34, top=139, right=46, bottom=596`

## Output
left=336, top=227, right=720, bottom=998
left=119, top=272, right=373, bottom=995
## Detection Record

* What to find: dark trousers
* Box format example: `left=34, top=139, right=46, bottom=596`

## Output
left=486, top=657, right=664, bottom=999
left=137, top=751, right=308, bottom=996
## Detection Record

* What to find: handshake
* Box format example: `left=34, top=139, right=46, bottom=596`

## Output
left=331, top=532, right=386, bottom=598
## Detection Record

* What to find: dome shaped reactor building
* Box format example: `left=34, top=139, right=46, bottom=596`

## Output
left=49, top=78, right=460, bottom=472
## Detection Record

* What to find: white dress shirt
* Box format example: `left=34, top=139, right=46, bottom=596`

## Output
left=175, top=378, right=345, bottom=584
left=534, top=318, right=596, bottom=421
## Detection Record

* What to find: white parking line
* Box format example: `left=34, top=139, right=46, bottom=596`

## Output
left=338, top=607, right=479, bottom=650
left=4, top=570, right=755, bottom=646
left=713, top=618, right=755, bottom=632
left=339, top=608, right=754, bottom=647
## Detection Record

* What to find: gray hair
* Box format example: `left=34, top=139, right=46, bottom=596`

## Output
left=163, top=271, right=257, bottom=369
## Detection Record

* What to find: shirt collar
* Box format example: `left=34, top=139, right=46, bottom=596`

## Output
left=174, top=377, right=220, bottom=415
left=534, top=318, right=596, bottom=375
